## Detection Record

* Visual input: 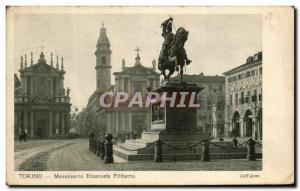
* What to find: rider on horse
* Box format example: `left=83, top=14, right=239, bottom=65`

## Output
left=158, top=17, right=178, bottom=72
left=158, top=17, right=192, bottom=82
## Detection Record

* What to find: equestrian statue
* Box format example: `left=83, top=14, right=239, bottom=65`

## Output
left=158, top=17, right=192, bottom=83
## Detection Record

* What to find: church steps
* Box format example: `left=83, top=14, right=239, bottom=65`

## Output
left=114, top=145, right=262, bottom=161
left=124, top=139, right=154, bottom=147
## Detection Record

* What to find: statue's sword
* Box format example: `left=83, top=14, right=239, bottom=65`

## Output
left=169, top=15, right=177, bottom=31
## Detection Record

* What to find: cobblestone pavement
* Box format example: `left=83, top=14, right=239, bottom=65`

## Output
left=16, top=139, right=262, bottom=171
left=14, top=139, right=76, bottom=170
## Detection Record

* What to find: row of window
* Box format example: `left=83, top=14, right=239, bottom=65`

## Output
left=229, top=90, right=262, bottom=105
left=228, top=67, right=262, bottom=83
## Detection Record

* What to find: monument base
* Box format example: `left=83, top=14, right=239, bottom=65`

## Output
left=114, top=82, right=212, bottom=161
left=113, top=82, right=258, bottom=161
left=113, top=133, right=261, bottom=161
left=114, top=130, right=210, bottom=161
left=141, top=130, right=210, bottom=147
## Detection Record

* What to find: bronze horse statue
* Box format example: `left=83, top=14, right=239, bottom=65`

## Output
left=159, top=26, right=191, bottom=83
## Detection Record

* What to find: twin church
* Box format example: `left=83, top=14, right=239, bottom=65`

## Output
left=14, top=52, right=71, bottom=138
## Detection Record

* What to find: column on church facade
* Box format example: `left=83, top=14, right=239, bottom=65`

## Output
left=55, top=112, right=60, bottom=135
left=128, top=112, right=132, bottom=132
left=19, top=112, right=23, bottom=133
left=59, top=77, right=64, bottom=93
left=58, top=77, right=64, bottom=96
left=65, top=112, right=70, bottom=135
left=50, top=79, right=53, bottom=95
left=61, top=111, right=65, bottom=136
left=145, top=112, right=150, bottom=130
left=121, top=112, right=125, bottom=133
left=49, top=111, right=53, bottom=137
left=56, top=78, right=59, bottom=97
left=24, top=77, right=27, bottom=95
left=128, top=79, right=131, bottom=94
left=30, top=111, right=34, bottom=137
left=144, top=113, right=148, bottom=130
left=23, top=110, right=28, bottom=134
left=21, top=77, right=24, bottom=94
left=30, top=78, right=34, bottom=95
left=120, top=78, right=125, bottom=92
left=115, top=112, right=119, bottom=133
left=16, top=111, right=20, bottom=135
left=146, top=78, right=150, bottom=89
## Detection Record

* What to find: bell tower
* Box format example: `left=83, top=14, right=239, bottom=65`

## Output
left=95, top=23, right=112, bottom=90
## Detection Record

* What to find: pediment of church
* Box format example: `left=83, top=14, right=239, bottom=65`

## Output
left=30, top=62, right=55, bottom=72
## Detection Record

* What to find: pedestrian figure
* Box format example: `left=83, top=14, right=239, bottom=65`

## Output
left=19, top=130, right=27, bottom=142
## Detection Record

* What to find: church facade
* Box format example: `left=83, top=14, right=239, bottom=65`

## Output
left=87, top=25, right=160, bottom=139
left=14, top=52, right=71, bottom=138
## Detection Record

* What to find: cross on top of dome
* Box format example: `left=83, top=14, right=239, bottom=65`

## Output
left=135, top=46, right=141, bottom=56
left=134, top=47, right=142, bottom=65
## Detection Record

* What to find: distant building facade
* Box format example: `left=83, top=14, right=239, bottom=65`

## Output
left=223, top=52, right=262, bottom=140
left=14, top=52, right=71, bottom=138
left=87, top=25, right=160, bottom=139
left=171, top=74, right=225, bottom=136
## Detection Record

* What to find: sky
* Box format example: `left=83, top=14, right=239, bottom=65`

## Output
left=14, top=13, right=262, bottom=109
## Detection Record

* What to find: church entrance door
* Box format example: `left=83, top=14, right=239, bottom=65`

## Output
left=36, top=119, right=47, bottom=138
left=35, top=111, right=49, bottom=138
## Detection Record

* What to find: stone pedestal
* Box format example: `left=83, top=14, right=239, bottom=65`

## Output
left=114, top=82, right=210, bottom=161
left=144, top=82, right=210, bottom=147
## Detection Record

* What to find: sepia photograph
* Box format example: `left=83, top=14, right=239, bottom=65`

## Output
left=6, top=6, right=294, bottom=185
